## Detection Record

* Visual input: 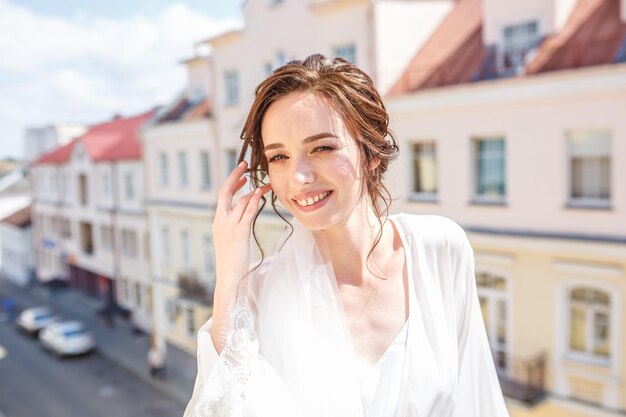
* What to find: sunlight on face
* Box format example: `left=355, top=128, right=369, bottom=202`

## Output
left=261, top=91, right=366, bottom=231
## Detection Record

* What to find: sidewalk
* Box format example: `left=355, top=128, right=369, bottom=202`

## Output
left=0, top=277, right=196, bottom=407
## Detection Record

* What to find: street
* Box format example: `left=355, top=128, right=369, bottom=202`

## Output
left=0, top=319, right=185, bottom=417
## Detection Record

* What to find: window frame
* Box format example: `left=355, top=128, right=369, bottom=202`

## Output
left=224, top=70, right=240, bottom=106
left=408, top=141, right=438, bottom=202
left=333, top=43, right=357, bottom=64
left=565, top=130, right=612, bottom=209
left=471, top=137, right=507, bottom=205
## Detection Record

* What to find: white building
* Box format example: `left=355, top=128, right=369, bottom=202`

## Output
left=0, top=205, right=34, bottom=286
left=31, top=110, right=156, bottom=331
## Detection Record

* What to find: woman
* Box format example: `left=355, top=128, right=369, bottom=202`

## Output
left=184, top=54, right=509, bottom=417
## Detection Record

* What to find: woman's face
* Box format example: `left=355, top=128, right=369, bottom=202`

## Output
left=261, top=91, right=366, bottom=231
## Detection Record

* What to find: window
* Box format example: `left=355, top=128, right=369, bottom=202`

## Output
left=61, top=218, right=71, bottom=239
left=476, top=271, right=508, bottom=372
left=144, top=232, right=150, bottom=261
left=135, top=282, right=142, bottom=309
left=166, top=299, right=179, bottom=328
left=264, top=62, right=274, bottom=76
left=474, top=138, right=506, bottom=202
left=569, top=288, right=610, bottom=359
left=411, top=142, right=437, bottom=198
left=501, top=21, right=539, bottom=74
left=161, top=226, right=170, bottom=265
left=101, top=225, right=113, bottom=251
left=200, top=151, right=211, bottom=189
left=102, top=173, right=111, bottom=200
left=121, top=229, right=138, bottom=258
left=79, top=222, right=94, bottom=255
left=568, top=131, right=611, bottom=207
left=178, top=151, right=188, bottom=187
left=159, top=152, right=169, bottom=187
left=186, top=307, right=195, bottom=338
left=224, top=70, right=239, bottom=106
left=181, top=229, right=190, bottom=269
left=124, top=173, right=134, bottom=200
left=225, top=149, right=238, bottom=176
left=59, top=173, right=66, bottom=199
left=203, top=234, right=215, bottom=283
left=333, top=44, right=356, bottom=64
left=79, top=174, right=88, bottom=206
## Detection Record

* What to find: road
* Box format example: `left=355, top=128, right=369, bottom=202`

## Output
left=0, top=320, right=184, bottom=417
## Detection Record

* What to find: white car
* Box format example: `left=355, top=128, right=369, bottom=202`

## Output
left=39, top=321, right=96, bottom=357
left=16, top=307, right=57, bottom=335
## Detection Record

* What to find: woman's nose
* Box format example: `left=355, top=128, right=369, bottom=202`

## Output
left=292, top=158, right=315, bottom=185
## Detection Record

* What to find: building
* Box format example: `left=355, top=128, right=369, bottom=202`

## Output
left=385, top=0, right=626, bottom=414
left=0, top=205, right=34, bottom=287
left=23, top=125, right=86, bottom=165
left=31, top=110, right=156, bottom=331
left=144, top=0, right=458, bottom=355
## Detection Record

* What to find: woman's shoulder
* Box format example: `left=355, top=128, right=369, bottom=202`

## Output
left=391, top=213, right=469, bottom=252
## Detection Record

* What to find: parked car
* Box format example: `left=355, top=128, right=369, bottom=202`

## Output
left=39, top=321, right=96, bottom=357
left=16, top=307, right=57, bottom=336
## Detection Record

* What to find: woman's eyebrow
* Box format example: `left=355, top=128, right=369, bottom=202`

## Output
left=264, top=132, right=338, bottom=151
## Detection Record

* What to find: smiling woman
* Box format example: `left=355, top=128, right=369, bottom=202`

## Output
left=183, top=54, right=510, bottom=417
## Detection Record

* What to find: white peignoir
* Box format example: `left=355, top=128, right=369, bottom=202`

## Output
left=183, top=214, right=510, bottom=417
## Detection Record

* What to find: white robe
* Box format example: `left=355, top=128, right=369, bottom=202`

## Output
left=184, top=214, right=510, bottom=417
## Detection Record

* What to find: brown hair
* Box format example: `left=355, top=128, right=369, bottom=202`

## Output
left=239, top=53, right=399, bottom=274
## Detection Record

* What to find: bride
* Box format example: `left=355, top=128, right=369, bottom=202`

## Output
left=183, top=54, right=509, bottom=417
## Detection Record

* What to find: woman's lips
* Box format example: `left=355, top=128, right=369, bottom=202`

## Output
left=292, top=190, right=333, bottom=211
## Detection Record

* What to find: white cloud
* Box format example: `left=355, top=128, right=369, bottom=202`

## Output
left=0, top=0, right=241, bottom=159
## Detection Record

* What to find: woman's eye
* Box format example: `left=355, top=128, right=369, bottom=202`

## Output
left=268, top=154, right=287, bottom=163
left=313, top=145, right=334, bottom=152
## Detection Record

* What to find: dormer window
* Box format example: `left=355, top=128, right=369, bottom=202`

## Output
left=500, top=21, right=539, bottom=75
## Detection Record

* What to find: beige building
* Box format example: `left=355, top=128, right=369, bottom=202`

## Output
left=385, top=0, right=626, bottom=415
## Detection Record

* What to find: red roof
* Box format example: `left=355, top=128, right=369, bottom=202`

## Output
left=388, top=0, right=484, bottom=95
left=527, top=0, right=626, bottom=74
left=34, top=139, right=77, bottom=165
left=155, top=96, right=212, bottom=124
left=81, top=109, right=156, bottom=161
left=33, top=109, right=157, bottom=166
left=388, top=0, right=626, bottom=95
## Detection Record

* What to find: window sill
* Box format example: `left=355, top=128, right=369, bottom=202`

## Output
left=564, top=200, right=612, bottom=211
left=564, top=352, right=610, bottom=368
left=469, top=198, right=507, bottom=207
left=407, top=194, right=438, bottom=204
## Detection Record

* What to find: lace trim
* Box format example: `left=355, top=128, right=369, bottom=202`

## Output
left=193, top=298, right=259, bottom=417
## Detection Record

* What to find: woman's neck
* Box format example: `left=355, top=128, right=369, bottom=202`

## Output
left=312, top=203, right=392, bottom=287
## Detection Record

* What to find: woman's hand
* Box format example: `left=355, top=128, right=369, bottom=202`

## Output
left=211, top=160, right=271, bottom=352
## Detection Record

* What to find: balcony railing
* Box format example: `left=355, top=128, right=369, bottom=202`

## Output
left=177, top=269, right=213, bottom=306
left=497, top=352, right=547, bottom=405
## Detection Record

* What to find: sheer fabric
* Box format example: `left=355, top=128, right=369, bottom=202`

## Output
left=183, top=214, right=510, bottom=417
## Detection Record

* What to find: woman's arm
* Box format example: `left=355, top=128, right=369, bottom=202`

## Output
left=450, top=224, right=510, bottom=417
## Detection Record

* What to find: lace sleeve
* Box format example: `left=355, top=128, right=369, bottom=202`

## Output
left=186, top=297, right=260, bottom=417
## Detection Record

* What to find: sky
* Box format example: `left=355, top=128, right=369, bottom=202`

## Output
left=0, top=0, right=245, bottom=160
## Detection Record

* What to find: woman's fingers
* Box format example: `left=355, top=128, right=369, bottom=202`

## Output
left=216, top=161, right=248, bottom=213
left=231, top=183, right=272, bottom=223
left=241, top=184, right=272, bottom=224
